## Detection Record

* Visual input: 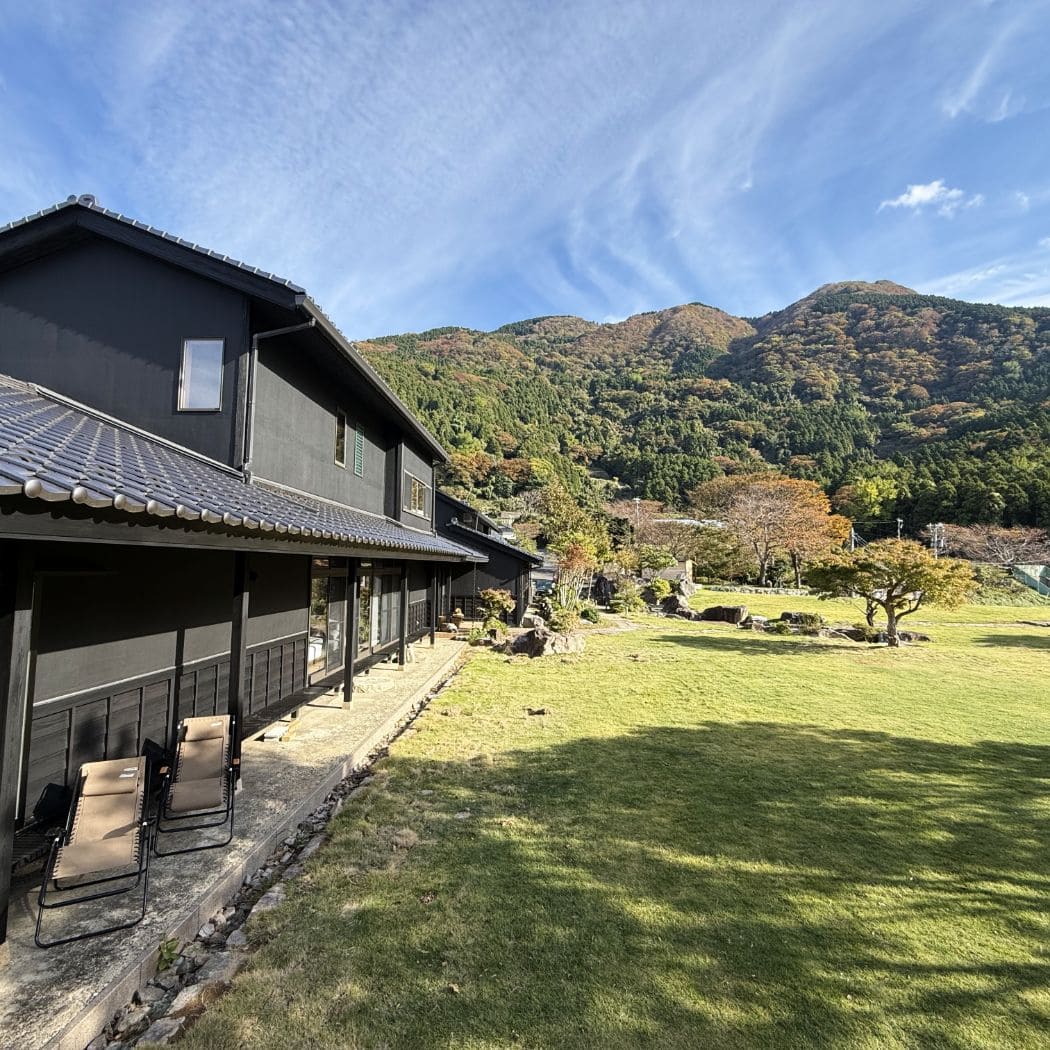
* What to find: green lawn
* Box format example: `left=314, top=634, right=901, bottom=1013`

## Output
left=183, top=605, right=1050, bottom=1049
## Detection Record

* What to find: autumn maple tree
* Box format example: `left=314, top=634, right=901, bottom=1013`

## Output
left=807, top=539, right=976, bottom=647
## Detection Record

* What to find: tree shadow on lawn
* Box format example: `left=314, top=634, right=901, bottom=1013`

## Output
left=652, top=631, right=876, bottom=657
left=198, top=723, right=1050, bottom=1050
left=975, top=632, right=1050, bottom=651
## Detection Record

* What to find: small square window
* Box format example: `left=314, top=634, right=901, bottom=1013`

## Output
left=335, top=410, right=347, bottom=466
left=178, top=339, right=224, bottom=411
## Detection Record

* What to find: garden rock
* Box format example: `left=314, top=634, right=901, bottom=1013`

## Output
left=660, top=594, right=696, bottom=619
left=251, top=883, right=287, bottom=914
left=520, top=612, right=545, bottom=629
left=506, top=626, right=585, bottom=658
left=226, top=928, right=249, bottom=949
left=678, top=578, right=698, bottom=597
left=138, top=1015, right=186, bottom=1046
left=699, top=604, right=748, bottom=624
left=115, top=1005, right=151, bottom=1039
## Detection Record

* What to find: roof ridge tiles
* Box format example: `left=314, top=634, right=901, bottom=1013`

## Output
left=0, top=197, right=306, bottom=294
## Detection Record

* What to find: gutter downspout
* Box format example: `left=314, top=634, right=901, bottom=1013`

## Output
left=241, top=319, right=316, bottom=480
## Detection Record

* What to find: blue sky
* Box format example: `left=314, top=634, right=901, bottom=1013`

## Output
left=1, top=1, right=1049, bottom=338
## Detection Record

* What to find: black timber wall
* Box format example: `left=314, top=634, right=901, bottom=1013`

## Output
left=0, top=237, right=247, bottom=465
left=22, top=543, right=309, bottom=818
left=444, top=542, right=533, bottom=622
left=252, top=341, right=398, bottom=514
left=407, top=561, right=430, bottom=640
left=398, top=442, right=435, bottom=525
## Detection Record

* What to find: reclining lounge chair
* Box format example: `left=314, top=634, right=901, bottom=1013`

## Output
left=34, top=757, right=152, bottom=948
left=154, top=715, right=236, bottom=855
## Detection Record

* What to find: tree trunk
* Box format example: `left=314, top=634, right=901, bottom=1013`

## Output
left=864, top=597, right=876, bottom=627
left=791, top=551, right=802, bottom=589
left=758, top=555, right=769, bottom=587
left=883, top=605, right=900, bottom=647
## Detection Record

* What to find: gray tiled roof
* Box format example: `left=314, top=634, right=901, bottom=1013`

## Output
left=0, top=195, right=305, bottom=293
left=443, top=520, right=543, bottom=565
left=0, top=378, right=479, bottom=560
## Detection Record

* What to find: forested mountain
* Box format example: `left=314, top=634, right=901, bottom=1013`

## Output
left=358, top=282, right=1050, bottom=528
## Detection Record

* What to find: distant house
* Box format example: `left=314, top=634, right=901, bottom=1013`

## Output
left=434, top=491, right=541, bottom=623
left=0, top=196, right=482, bottom=942
left=654, top=559, right=695, bottom=585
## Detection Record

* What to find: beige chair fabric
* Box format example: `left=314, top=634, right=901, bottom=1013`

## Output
left=54, top=757, right=145, bottom=880
left=183, top=716, right=227, bottom=742
left=168, top=715, right=231, bottom=815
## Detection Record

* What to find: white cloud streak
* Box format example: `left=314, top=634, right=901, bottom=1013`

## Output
left=879, top=180, right=983, bottom=218
left=1, top=1, right=1049, bottom=331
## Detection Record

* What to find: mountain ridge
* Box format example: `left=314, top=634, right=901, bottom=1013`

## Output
left=358, top=282, right=1050, bottom=527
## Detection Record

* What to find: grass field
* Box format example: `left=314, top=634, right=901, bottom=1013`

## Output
left=182, top=600, right=1049, bottom=1050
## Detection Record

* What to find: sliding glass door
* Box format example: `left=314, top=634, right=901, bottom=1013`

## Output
left=309, top=558, right=348, bottom=683
left=355, top=562, right=402, bottom=662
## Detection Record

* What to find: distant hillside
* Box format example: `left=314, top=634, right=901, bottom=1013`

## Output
left=359, top=283, right=1050, bottom=528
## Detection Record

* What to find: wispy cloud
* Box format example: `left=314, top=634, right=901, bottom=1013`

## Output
left=924, top=250, right=1050, bottom=307
left=1, top=1, right=1049, bottom=331
left=878, top=180, right=983, bottom=218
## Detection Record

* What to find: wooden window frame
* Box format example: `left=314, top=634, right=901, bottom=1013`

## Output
left=403, top=471, right=429, bottom=519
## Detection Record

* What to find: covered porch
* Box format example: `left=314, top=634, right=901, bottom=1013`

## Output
left=0, top=634, right=466, bottom=1050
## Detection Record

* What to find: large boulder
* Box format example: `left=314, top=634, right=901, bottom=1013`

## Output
left=660, top=594, right=696, bottom=619
left=699, top=604, right=749, bottom=624
left=506, top=626, right=585, bottom=658
left=678, top=578, right=698, bottom=598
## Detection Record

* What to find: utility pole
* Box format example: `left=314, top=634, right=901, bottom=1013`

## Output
left=927, top=523, right=944, bottom=557
left=633, top=496, right=641, bottom=532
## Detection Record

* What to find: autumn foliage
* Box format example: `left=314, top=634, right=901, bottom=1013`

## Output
left=690, top=474, right=851, bottom=585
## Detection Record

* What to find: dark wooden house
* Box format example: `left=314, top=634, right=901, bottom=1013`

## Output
left=434, top=491, right=541, bottom=623
left=0, top=196, right=482, bottom=941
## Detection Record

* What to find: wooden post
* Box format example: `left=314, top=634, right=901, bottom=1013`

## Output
left=428, top=564, right=437, bottom=645
left=344, top=563, right=358, bottom=707
left=228, top=552, right=249, bottom=784
left=0, top=545, right=35, bottom=945
left=398, top=562, right=409, bottom=666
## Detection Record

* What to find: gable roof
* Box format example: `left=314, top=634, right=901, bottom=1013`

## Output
left=436, top=490, right=502, bottom=533
left=440, top=519, right=543, bottom=566
left=0, top=196, right=447, bottom=462
left=0, top=375, right=479, bottom=560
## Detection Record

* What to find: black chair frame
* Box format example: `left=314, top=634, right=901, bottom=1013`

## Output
left=154, top=717, right=237, bottom=857
left=34, top=769, right=154, bottom=949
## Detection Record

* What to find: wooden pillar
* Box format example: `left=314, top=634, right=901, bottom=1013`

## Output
left=428, top=564, right=437, bottom=645
left=344, top=563, right=358, bottom=707
left=398, top=562, right=409, bottom=666
left=228, top=552, right=249, bottom=783
left=0, top=546, right=35, bottom=945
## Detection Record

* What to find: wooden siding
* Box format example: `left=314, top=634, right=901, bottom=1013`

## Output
left=22, top=632, right=306, bottom=820
left=246, top=634, right=307, bottom=717
left=24, top=672, right=173, bottom=822
left=407, top=598, right=429, bottom=640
